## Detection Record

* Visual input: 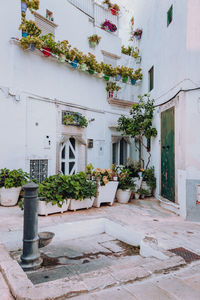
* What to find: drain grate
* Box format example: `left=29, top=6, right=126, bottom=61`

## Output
left=169, top=247, right=200, bottom=263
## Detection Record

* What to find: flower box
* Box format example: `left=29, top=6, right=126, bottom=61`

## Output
left=38, top=199, right=70, bottom=216
left=68, top=197, right=95, bottom=211
left=0, top=187, right=21, bottom=207
left=93, top=181, right=118, bottom=207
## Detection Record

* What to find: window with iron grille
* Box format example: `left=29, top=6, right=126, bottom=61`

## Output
left=30, top=160, right=48, bottom=183
left=167, top=5, right=173, bottom=26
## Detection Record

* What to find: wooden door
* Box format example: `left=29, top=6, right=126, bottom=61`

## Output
left=161, top=107, right=175, bottom=202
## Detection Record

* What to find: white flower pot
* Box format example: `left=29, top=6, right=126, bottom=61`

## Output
left=93, top=181, right=118, bottom=208
left=0, top=187, right=21, bottom=206
left=141, top=181, right=152, bottom=196
left=38, top=199, right=70, bottom=216
left=135, top=193, right=140, bottom=200
left=116, top=189, right=131, bottom=204
left=68, top=197, right=95, bottom=211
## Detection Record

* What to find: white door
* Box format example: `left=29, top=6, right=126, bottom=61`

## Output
left=61, top=138, right=77, bottom=175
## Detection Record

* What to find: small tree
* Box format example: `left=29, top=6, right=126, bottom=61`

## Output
left=117, top=94, right=157, bottom=169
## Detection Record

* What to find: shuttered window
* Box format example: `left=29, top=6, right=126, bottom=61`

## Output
left=34, top=12, right=58, bottom=36
left=167, top=5, right=173, bottom=26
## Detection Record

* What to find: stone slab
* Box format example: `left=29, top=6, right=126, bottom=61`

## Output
left=124, top=282, right=177, bottom=300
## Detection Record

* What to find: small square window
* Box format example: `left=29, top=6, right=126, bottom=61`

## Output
left=148, top=66, right=154, bottom=92
left=167, top=5, right=173, bottom=26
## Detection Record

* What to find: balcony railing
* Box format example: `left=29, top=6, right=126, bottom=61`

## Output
left=68, top=0, right=119, bottom=34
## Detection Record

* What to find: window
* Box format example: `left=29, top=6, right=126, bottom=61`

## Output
left=34, top=12, right=57, bottom=36
left=148, top=66, right=154, bottom=91
left=30, top=160, right=48, bottom=183
left=167, top=5, right=173, bottom=26
left=112, top=137, right=129, bottom=165
left=61, top=138, right=77, bottom=175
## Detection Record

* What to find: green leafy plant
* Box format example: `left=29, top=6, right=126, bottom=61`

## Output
left=125, top=158, right=142, bottom=177
left=62, top=112, right=88, bottom=128
left=143, top=167, right=156, bottom=190
left=20, top=35, right=44, bottom=50
left=88, top=34, right=101, bottom=44
left=121, top=46, right=140, bottom=59
left=24, top=0, right=40, bottom=12
left=19, top=19, right=41, bottom=36
left=118, top=169, right=135, bottom=191
left=40, top=33, right=57, bottom=52
left=106, top=82, right=121, bottom=92
left=0, top=168, right=29, bottom=189
left=117, top=94, right=157, bottom=168
left=136, top=188, right=149, bottom=196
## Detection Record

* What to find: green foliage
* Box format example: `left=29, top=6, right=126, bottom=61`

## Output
left=19, top=19, right=41, bottom=36
left=24, top=0, right=40, bottom=13
left=40, top=33, right=57, bottom=52
left=125, top=158, right=142, bottom=177
left=88, top=34, right=101, bottom=44
left=62, top=112, right=88, bottom=128
left=20, top=36, right=44, bottom=50
left=136, top=188, right=149, bottom=195
left=143, top=167, right=156, bottom=190
left=106, top=82, right=121, bottom=92
left=0, top=168, right=29, bottom=189
left=117, top=94, right=157, bottom=140
left=118, top=169, right=135, bottom=191
left=38, top=172, right=97, bottom=206
left=121, top=45, right=140, bottom=59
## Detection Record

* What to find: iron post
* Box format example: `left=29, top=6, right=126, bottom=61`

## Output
left=20, top=181, right=42, bottom=270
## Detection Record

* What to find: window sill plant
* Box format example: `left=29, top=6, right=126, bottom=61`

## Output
left=110, top=4, right=120, bottom=16
left=101, top=20, right=117, bottom=33
left=62, top=112, right=88, bottom=128
left=88, top=34, right=101, bottom=48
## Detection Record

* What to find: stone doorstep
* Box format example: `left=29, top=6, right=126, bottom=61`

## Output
left=0, top=241, right=187, bottom=300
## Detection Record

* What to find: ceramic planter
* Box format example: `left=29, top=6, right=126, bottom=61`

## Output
left=110, top=8, right=119, bottom=16
left=0, top=187, right=21, bottom=207
left=131, top=79, right=137, bottom=85
left=122, top=76, right=128, bottom=83
left=115, top=75, right=121, bottom=81
left=135, top=35, right=142, bottom=40
left=88, top=69, right=95, bottom=75
left=68, top=197, right=95, bottom=211
left=58, top=54, right=66, bottom=63
left=116, top=189, right=131, bottom=204
left=108, top=91, right=114, bottom=98
left=104, top=75, right=110, bottom=81
left=89, top=41, right=97, bottom=48
left=43, top=47, right=51, bottom=57
left=135, top=193, right=140, bottom=200
left=22, top=32, right=28, bottom=38
left=29, top=43, right=35, bottom=51
left=70, top=59, right=78, bottom=68
left=21, top=1, right=27, bottom=13
left=141, top=181, right=152, bottom=196
left=93, top=181, right=118, bottom=208
left=80, top=63, right=87, bottom=71
left=38, top=199, right=70, bottom=216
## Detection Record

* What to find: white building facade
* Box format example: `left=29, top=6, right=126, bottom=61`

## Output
left=133, top=0, right=200, bottom=221
left=0, top=1, right=139, bottom=183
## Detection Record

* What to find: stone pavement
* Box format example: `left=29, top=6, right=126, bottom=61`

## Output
left=1, top=198, right=200, bottom=299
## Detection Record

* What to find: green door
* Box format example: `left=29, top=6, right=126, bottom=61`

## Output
left=161, top=107, right=175, bottom=202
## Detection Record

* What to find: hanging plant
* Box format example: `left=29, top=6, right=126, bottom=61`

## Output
left=102, top=0, right=112, bottom=9
left=88, top=34, right=101, bottom=48
left=110, top=4, right=120, bottom=16
left=23, top=0, right=40, bottom=13
left=133, top=28, right=143, bottom=40
left=20, top=35, right=44, bottom=50
left=19, top=19, right=41, bottom=37
left=101, top=20, right=117, bottom=32
left=121, top=46, right=140, bottom=59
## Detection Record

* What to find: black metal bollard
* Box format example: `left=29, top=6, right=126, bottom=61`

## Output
left=20, top=182, right=42, bottom=271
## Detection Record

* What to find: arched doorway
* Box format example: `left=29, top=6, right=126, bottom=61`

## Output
left=60, top=137, right=77, bottom=175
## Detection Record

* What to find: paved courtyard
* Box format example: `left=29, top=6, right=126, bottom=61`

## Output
left=1, top=198, right=200, bottom=299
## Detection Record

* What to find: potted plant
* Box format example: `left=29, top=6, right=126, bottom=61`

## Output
left=19, top=20, right=41, bottom=37
left=133, top=28, right=143, bottom=40
left=21, top=1, right=28, bottom=13
left=93, top=168, right=118, bottom=207
left=68, top=172, right=97, bottom=211
left=85, top=52, right=98, bottom=75
left=101, top=20, right=117, bottom=33
left=106, top=82, right=121, bottom=98
left=120, top=66, right=130, bottom=83
left=110, top=4, right=120, bottom=16
left=0, top=169, right=29, bottom=206
left=20, top=35, right=44, bottom=51
left=88, top=34, right=101, bottom=48
left=40, top=33, right=57, bottom=57
left=142, top=167, right=156, bottom=196
left=136, top=188, right=149, bottom=199
left=116, top=169, right=135, bottom=204
left=63, top=112, right=88, bottom=128
left=102, top=0, right=112, bottom=10
left=38, top=174, right=70, bottom=216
